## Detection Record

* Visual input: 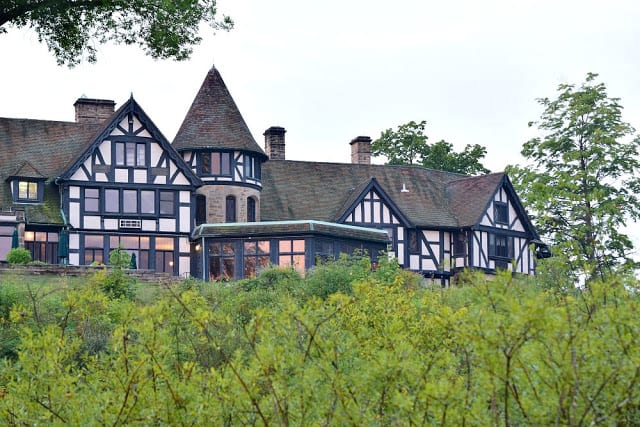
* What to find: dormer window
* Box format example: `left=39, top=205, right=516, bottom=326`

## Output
left=18, top=181, right=38, bottom=201
left=11, top=178, right=43, bottom=203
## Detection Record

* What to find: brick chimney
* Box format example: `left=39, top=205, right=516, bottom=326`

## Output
left=264, top=126, right=286, bottom=160
left=74, top=97, right=115, bottom=123
left=350, top=136, right=372, bottom=165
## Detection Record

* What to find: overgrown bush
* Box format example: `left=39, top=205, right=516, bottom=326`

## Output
left=6, top=248, right=31, bottom=265
left=302, top=252, right=372, bottom=299
left=108, top=247, right=131, bottom=269
left=1, top=259, right=639, bottom=425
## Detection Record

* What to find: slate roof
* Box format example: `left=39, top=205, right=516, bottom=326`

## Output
left=261, top=160, right=507, bottom=229
left=0, top=118, right=100, bottom=224
left=172, top=66, right=266, bottom=157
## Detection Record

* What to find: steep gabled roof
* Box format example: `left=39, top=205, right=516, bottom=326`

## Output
left=446, top=172, right=506, bottom=227
left=0, top=117, right=101, bottom=223
left=60, top=96, right=201, bottom=186
left=335, top=177, right=413, bottom=226
left=260, top=161, right=534, bottom=234
left=262, top=161, right=472, bottom=228
left=6, top=161, right=46, bottom=181
left=172, top=65, right=266, bottom=157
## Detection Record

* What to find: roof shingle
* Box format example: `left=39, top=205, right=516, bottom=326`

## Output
left=0, top=118, right=100, bottom=224
left=172, top=66, right=266, bottom=156
left=261, top=160, right=505, bottom=229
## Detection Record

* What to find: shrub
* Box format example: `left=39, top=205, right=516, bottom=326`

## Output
left=6, top=248, right=31, bottom=265
left=90, top=268, right=136, bottom=301
left=108, top=247, right=131, bottom=269
left=302, top=252, right=372, bottom=299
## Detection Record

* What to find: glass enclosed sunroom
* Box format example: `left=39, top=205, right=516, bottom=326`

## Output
left=190, top=220, right=390, bottom=281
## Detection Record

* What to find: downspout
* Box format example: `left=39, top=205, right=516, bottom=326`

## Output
left=60, top=209, right=68, bottom=227
left=201, top=236, right=206, bottom=281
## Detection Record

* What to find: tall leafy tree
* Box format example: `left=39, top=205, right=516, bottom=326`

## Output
left=508, top=73, right=640, bottom=279
left=371, top=120, right=489, bottom=174
left=0, top=0, right=233, bottom=66
left=423, top=140, right=489, bottom=175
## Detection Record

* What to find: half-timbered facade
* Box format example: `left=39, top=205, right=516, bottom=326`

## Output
left=0, top=65, right=547, bottom=284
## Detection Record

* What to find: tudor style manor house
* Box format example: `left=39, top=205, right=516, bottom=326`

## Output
left=0, top=66, right=548, bottom=285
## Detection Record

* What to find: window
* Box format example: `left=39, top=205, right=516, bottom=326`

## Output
left=278, top=239, right=305, bottom=274
left=221, top=152, right=231, bottom=175
left=453, top=232, right=466, bottom=256
left=140, top=191, right=155, bottom=214
left=494, top=202, right=509, bottom=225
left=209, top=152, right=232, bottom=176
left=115, top=142, right=146, bottom=166
left=155, top=237, right=174, bottom=273
left=244, top=156, right=260, bottom=179
left=84, top=188, right=99, bottom=212
left=136, top=144, right=146, bottom=166
left=0, top=226, right=13, bottom=261
left=247, top=197, right=256, bottom=222
left=84, top=235, right=104, bottom=265
left=209, top=241, right=235, bottom=280
left=225, top=196, right=236, bottom=223
left=123, top=190, right=137, bottom=213
left=160, top=191, right=174, bottom=216
left=111, top=235, right=150, bottom=269
left=18, top=181, right=38, bottom=201
left=489, top=233, right=512, bottom=259
left=407, top=229, right=420, bottom=254
left=196, top=195, right=207, bottom=225
left=201, top=152, right=211, bottom=174
left=245, top=156, right=254, bottom=178
left=315, top=239, right=334, bottom=264
left=243, top=240, right=270, bottom=278
left=102, top=189, right=160, bottom=215
left=25, top=231, right=58, bottom=264
left=105, top=189, right=119, bottom=213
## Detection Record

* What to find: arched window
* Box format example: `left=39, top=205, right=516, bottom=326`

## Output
left=247, top=197, right=256, bottom=222
left=225, top=195, right=236, bottom=223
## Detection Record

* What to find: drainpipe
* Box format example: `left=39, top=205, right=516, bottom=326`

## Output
left=201, top=236, right=206, bottom=281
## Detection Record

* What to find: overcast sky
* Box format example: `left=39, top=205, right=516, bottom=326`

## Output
left=1, top=0, right=639, bottom=249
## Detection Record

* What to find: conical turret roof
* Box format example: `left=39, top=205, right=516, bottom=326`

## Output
left=172, top=65, right=266, bottom=156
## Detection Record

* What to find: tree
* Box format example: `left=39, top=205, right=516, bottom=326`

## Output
left=508, top=73, right=640, bottom=279
left=0, top=0, right=233, bottom=66
left=371, top=120, right=489, bottom=174
left=422, top=140, right=489, bottom=175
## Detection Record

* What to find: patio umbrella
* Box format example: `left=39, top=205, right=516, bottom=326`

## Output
left=11, top=228, right=18, bottom=249
left=57, top=229, right=69, bottom=264
left=130, top=253, right=137, bottom=269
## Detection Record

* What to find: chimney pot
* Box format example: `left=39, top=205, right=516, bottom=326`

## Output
left=74, top=98, right=115, bottom=124
left=264, top=126, right=286, bottom=160
left=350, top=136, right=372, bottom=165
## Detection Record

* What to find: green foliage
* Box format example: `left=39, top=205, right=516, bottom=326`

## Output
left=0, top=0, right=233, bottom=66
left=372, top=120, right=430, bottom=165
left=508, top=73, right=640, bottom=281
left=422, top=140, right=490, bottom=175
left=302, top=252, right=372, bottom=299
left=5, top=247, right=31, bottom=265
left=108, top=246, right=131, bottom=269
left=90, top=268, right=136, bottom=301
left=372, top=120, right=490, bottom=174
left=0, top=260, right=639, bottom=424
